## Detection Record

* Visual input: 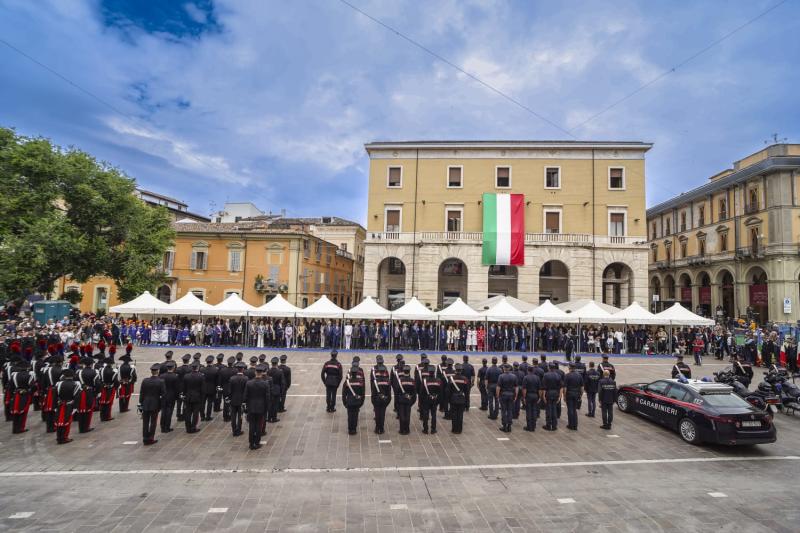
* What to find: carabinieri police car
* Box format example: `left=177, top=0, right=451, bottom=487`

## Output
left=616, top=379, right=777, bottom=445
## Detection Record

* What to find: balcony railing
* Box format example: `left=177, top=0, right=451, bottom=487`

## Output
left=367, top=232, right=647, bottom=247
left=335, top=249, right=353, bottom=260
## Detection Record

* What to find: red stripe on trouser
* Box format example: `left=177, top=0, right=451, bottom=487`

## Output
left=509, top=194, right=525, bottom=265
left=44, top=388, right=54, bottom=412
left=4, top=389, right=10, bottom=406
left=12, top=393, right=21, bottom=413
left=120, top=383, right=132, bottom=399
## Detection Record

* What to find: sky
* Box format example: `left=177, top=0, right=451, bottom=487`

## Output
left=1, top=0, right=798, bottom=224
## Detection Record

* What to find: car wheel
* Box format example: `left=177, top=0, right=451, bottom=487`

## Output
left=617, top=393, right=631, bottom=413
left=678, top=417, right=700, bottom=444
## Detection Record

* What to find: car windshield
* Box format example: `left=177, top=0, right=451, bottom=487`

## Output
left=699, top=392, right=752, bottom=408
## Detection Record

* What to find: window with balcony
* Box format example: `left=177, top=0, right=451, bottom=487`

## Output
left=544, top=210, right=561, bottom=234
left=698, top=238, right=706, bottom=257
left=496, top=166, right=511, bottom=188
left=698, top=206, right=705, bottom=226
left=445, top=206, right=463, bottom=232
left=680, top=212, right=687, bottom=232
left=447, top=166, right=463, bottom=188
left=651, top=223, right=657, bottom=240
left=652, top=247, right=658, bottom=262
left=545, top=167, right=560, bottom=189
left=387, top=166, right=402, bottom=188
left=750, top=227, right=760, bottom=254
left=719, top=232, right=728, bottom=252
left=665, top=218, right=671, bottom=236
left=680, top=241, right=687, bottom=258
left=718, top=199, right=727, bottom=220
left=665, top=244, right=671, bottom=262
left=385, top=207, right=401, bottom=233
left=609, top=212, right=625, bottom=237
left=608, top=167, right=625, bottom=190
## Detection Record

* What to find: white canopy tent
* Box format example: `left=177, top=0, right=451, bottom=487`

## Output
left=344, top=296, right=391, bottom=320
left=297, top=295, right=346, bottom=319
left=480, top=297, right=531, bottom=322
left=473, top=295, right=538, bottom=313
left=436, top=298, right=482, bottom=321
left=390, top=297, right=437, bottom=321
left=162, top=292, right=215, bottom=315
left=655, top=303, right=715, bottom=326
left=566, top=300, right=625, bottom=324
left=529, top=299, right=571, bottom=323
left=251, top=294, right=301, bottom=317
left=557, top=298, right=620, bottom=314
left=109, top=291, right=168, bottom=314
left=613, top=301, right=667, bottom=325
left=211, top=293, right=259, bottom=316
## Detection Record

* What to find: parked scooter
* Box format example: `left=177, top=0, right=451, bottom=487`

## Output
left=764, top=366, right=800, bottom=414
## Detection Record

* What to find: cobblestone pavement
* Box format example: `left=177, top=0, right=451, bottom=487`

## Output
left=1, top=348, right=798, bottom=532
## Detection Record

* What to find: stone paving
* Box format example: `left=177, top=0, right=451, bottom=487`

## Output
left=1, top=348, right=798, bottom=532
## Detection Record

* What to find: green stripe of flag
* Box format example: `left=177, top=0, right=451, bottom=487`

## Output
left=482, top=193, right=497, bottom=264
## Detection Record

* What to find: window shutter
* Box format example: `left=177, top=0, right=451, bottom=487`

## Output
left=167, top=251, right=174, bottom=270
left=190, top=251, right=197, bottom=270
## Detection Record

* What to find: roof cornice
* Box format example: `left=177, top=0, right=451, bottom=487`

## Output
left=647, top=156, right=800, bottom=217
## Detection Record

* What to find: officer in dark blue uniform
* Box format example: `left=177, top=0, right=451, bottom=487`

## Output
left=477, top=358, right=489, bottom=410
left=461, top=355, right=474, bottom=411
left=584, top=361, right=600, bottom=418
left=496, top=364, right=518, bottom=433
left=416, top=356, right=440, bottom=434
left=512, top=361, right=525, bottom=419
left=564, top=363, right=584, bottom=430
left=486, top=357, right=501, bottom=420
left=542, top=363, right=562, bottom=431
left=320, top=350, right=343, bottom=413
left=598, top=370, right=618, bottom=430
left=521, top=364, right=541, bottom=431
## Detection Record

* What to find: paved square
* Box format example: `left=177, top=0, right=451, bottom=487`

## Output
left=2, top=348, right=799, bottom=532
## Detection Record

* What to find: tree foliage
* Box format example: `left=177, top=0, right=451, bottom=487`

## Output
left=0, top=127, right=175, bottom=303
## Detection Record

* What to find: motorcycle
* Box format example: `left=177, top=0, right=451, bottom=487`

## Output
left=713, top=367, right=779, bottom=412
left=764, top=366, right=800, bottom=415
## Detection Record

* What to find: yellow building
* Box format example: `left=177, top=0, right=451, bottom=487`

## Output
left=647, top=143, right=800, bottom=323
left=57, top=220, right=356, bottom=313
left=363, top=140, right=652, bottom=310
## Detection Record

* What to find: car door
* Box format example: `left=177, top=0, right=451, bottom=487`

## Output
left=639, top=380, right=671, bottom=421
left=663, top=383, right=691, bottom=428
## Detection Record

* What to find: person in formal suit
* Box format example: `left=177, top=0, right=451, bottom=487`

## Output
left=182, top=362, right=204, bottom=433
left=138, top=364, right=166, bottom=445
left=160, top=361, right=179, bottom=433
left=228, top=362, right=248, bottom=437
left=244, top=365, right=272, bottom=449
left=266, top=357, right=283, bottom=424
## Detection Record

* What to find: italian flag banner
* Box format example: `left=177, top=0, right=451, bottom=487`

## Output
left=482, top=193, right=524, bottom=265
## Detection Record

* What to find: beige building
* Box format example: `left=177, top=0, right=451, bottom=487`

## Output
left=647, top=143, right=800, bottom=323
left=363, top=140, right=652, bottom=310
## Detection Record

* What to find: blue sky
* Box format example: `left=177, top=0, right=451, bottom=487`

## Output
left=1, top=0, right=798, bottom=224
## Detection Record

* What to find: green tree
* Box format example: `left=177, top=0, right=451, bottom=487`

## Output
left=0, top=127, right=175, bottom=303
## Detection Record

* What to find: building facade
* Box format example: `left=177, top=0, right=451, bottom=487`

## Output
left=57, top=220, right=355, bottom=314
left=135, top=188, right=209, bottom=222
left=363, top=140, right=652, bottom=310
left=647, top=143, right=800, bottom=323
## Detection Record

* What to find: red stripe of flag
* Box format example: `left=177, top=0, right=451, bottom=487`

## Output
left=510, top=194, right=525, bottom=265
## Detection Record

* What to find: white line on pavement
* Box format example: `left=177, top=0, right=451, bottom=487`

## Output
left=0, top=456, right=796, bottom=477
left=557, top=498, right=576, bottom=504
left=390, top=504, right=408, bottom=510
left=708, top=492, right=728, bottom=498
left=9, top=512, right=34, bottom=519
left=208, top=508, right=228, bottom=513
left=496, top=437, right=510, bottom=441
left=122, top=441, right=137, bottom=445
